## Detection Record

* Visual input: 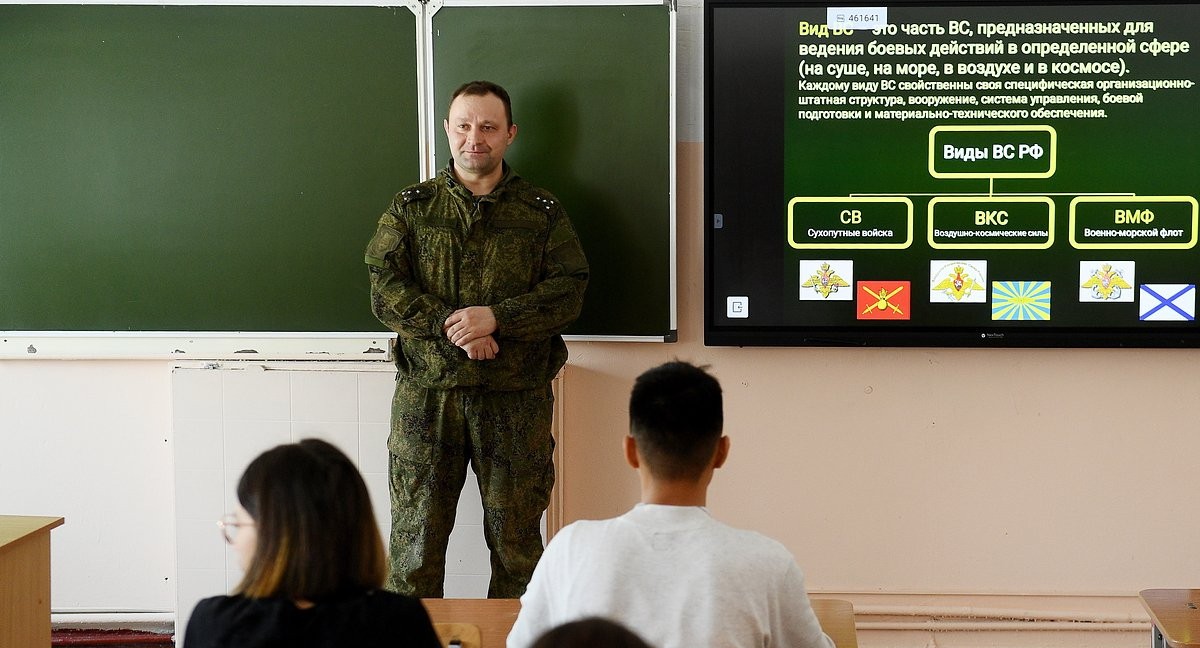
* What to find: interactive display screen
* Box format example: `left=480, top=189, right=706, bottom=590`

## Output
left=705, top=0, right=1200, bottom=346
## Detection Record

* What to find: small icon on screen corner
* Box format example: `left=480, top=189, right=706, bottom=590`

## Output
left=726, top=296, right=749, bottom=319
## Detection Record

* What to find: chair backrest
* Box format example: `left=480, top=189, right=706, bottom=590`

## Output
left=423, top=597, right=857, bottom=647
left=811, top=598, right=859, bottom=648
left=434, top=622, right=482, bottom=648
left=423, top=599, right=520, bottom=647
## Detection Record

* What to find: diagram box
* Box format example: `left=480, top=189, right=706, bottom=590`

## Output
left=928, top=196, right=1055, bottom=249
left=787, top=197, right=913, bottom=249
left=929, top=125, right=1056, bottom=179
left=1069, top=196, right=1198, bottom=249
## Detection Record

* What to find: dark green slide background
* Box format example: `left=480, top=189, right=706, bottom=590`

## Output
left=776, top=3, right=1200, bottom=330
left=432, top=5, right=674, bottom=339
left=0, top=5, right=419, bottom=332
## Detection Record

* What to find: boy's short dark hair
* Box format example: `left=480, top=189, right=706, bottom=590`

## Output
left=628, top=361, right=724, bottom=480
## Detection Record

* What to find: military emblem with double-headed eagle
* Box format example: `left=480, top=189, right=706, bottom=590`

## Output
left=1081, top=263, right=1132, bottom=300
left=801, top=262, right=850, bottom=298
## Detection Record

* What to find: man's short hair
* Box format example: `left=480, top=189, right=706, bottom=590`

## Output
left=628, top=361, right=724, bottom=481
left=449, top=80, right=514, bottom=127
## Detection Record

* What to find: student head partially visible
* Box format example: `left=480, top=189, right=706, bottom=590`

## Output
left=228, top=438, right=384, bottom=600
left=530, top=617, right=652, bottom=648
left=186, top=439, right=441, bottom=648
left=627, top=359, right=726, bottom=483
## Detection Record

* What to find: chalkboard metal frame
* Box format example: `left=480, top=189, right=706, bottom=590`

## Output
left=0, top=332, right=394, bottom=360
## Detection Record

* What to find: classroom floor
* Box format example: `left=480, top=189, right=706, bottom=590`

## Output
left=51, top=629, right=173, bottom=647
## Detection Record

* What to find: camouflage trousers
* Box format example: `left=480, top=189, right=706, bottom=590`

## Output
left=386, top=380, right=555, bottom=598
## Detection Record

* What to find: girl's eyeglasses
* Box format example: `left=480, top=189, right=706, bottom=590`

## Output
left=217, top=514, right=254, bottom=544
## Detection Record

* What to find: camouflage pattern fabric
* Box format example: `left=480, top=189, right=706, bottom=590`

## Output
left=387, top=382, right=555, bottom=598
left=366, top=164, right=586, bottom=597
left=365, top=164, right=588, bottom=391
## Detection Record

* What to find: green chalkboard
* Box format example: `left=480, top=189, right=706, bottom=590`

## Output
left=0, top=5, right=419, bottom=332
left=432, top=4, right=675, bottom=339
left=0, top=3, right=674, bottom=339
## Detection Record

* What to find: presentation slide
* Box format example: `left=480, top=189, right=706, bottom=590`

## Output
left=706, top=1, right=1200, bottom=346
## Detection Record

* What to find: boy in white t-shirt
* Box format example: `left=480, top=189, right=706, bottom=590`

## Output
left=507, top=361, right=834, bottom=648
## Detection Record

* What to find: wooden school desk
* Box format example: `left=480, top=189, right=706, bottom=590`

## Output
left=422, top=597, right=858, bottom=648
left=0, top=515, right=64, bottom=648
left=1140, top=589, right=1200, bottom=648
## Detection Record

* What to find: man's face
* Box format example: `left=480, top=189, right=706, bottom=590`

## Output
left=443, top=92, right=516, bottom=179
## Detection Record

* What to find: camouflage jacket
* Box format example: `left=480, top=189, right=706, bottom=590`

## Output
left=365, top=165, right=588, bottom=390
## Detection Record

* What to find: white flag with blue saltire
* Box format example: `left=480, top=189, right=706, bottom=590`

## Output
left=1139, top=284, right=1196, bottom=321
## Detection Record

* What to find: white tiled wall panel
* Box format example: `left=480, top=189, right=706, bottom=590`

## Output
left=0, top=360, right=175, bottom=612
left=172, top=364, right=492, bottom=644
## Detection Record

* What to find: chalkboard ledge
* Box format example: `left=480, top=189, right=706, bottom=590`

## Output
left=563, top=333, right=677, bottom=343
left=0, top=332, right=395, bottom=361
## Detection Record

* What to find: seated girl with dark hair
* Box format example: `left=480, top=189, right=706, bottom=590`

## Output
left=184, top=438, right=441, bottom=648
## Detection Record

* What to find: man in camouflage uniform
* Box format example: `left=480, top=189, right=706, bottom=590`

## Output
left=364, top=80, right=588, bottom=598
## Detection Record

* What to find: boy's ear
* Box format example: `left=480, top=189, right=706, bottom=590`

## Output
left=623, top=435, right=640, bottom=469
left=712, top=436, right=731, bottom=469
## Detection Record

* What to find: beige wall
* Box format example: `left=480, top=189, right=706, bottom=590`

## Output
left=561, top=142, right=1195, bottom=645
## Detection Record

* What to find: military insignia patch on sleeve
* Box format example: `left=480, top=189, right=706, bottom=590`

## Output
left=365, top=225, right=402, bottom=267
